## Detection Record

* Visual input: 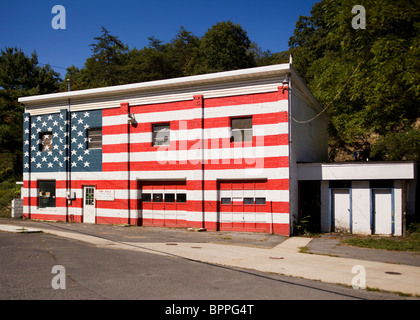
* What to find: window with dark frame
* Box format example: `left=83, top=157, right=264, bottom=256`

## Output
left=231, top=117, right=252, bottom=142
left=87, top=128, right=102, bottom=149
left=40, top=132, right=53, bottom=152
left=165, top=193, right=175, bottom=202
left=38, top=180, right=56, bottom=208
left=176, top=193, right=187, bottom=203
left=153, top=123, right=170, bottom=146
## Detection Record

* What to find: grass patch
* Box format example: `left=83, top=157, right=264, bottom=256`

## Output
left=340, top=223, right=420, bottom=252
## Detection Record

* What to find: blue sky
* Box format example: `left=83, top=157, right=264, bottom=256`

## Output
left=0, top=0, right=318, bottom=77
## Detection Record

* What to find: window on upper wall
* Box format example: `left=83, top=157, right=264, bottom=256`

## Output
left=38, top=180, right=56, bottom=208
left=153, top=123, right=170, bottom=146
left=87, top=128, right=102, bottom=149
left=231, top=117, right=252, bottom=142
left=40, top=132, right=53, bottom=152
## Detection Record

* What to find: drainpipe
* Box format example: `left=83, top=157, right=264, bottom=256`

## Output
left=66, top=79, right=71, bottom=222
left=287, top=68, right=293, bottom=235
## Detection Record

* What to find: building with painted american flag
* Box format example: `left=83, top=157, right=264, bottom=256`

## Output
left=18, top=64, right=329, bottom=236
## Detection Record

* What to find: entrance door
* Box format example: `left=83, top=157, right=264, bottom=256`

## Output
left=373, top=189, right=392, bottom=235
left=83, top=186, right=96, bottom=223
left=331, top=189, right=351, bottom=232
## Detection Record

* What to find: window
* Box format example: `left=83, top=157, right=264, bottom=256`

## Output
left=153, top=193, right=163, bottom=202
left=221, top=198, right=231, bottom=205
left=38, top=180, right=56, bottom=208
left=153, top=123, right=170, bottom=146
left=40, top=132, right=53, bottom=152
left=165, top=193, right=175, bottom=202
left=255, top=197, right=266, bottom=205
left=243, top=198, right=254, bottom=205
left=87, top=128, right=102, bottom=149
left=176, top=193, right=187, bottom=203
left=231, top=117, right=252, bottom=142
left=142, top=193, right=151, bottom=202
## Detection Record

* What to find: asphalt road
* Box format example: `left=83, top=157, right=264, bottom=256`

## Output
left=0, top=231, right=411, bottom=302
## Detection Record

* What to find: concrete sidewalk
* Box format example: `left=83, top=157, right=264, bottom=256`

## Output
left=1, top=223, right=419, bottom=297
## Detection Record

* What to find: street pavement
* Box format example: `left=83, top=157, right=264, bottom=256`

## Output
left=1, top=218, right=419, bottom=297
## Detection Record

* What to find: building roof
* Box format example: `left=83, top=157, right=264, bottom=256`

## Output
left=18, top=64, right=323, bottom=116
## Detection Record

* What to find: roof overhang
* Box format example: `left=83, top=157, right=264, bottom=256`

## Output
left=18, top=64, right=292, bottom=107
left=297, top=161, right=416, bottom=181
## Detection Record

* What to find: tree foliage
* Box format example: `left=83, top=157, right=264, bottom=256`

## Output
left=0, top=47, right=61, bottom=179
left=289, top=0, right=420, bottom=161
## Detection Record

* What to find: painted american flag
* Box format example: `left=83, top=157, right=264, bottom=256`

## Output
left=23, top=109, right=102, bottom=172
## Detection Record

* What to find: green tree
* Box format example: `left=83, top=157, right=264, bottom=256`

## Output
left=195, top=21, right=256, bottom=74
left=0, top=47, right=61, bottom=178
left=289, top=0, right=420, bottom=161
left=83, top=26, right=129, bottom=87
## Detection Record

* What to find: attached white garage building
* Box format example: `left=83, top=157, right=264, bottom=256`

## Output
left=297, top=161, right=417, bottom=236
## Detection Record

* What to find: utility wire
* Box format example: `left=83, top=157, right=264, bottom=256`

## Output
left=291, top=58, right=365, bottom=124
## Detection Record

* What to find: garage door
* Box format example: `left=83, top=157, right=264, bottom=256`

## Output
left=218, top=180, right=268, bottom=232
left=139, top=181, right=187, bottom=227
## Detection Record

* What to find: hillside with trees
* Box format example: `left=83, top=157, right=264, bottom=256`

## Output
left=0, top=1, right=419, bottom=216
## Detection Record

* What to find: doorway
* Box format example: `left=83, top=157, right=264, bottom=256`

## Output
left=83, top=186, right=96, bottom=223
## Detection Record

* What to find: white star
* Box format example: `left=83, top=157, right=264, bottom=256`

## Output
left=72, top=125, right=77, bottom=131
left=47, top=162, right=53, bottom=168
left=53, top=156, right=59, bottom=162
left=53, top=145, right=59, bottom=150
left=64, top=144, right=69, bottom=149
left=77, top=118, right=83, bottom=124
left=24, top=151, right=29, bottom=157
left=64, top=132, right=69, bottom=137
left=84, top=161, right=90, bottom=167
left=77, top=143, right=83, bottom=149
left=24, top=163, right=29, bottom=168
left=48, top=115, right=53, bottom=120
left=71, top=113, right=77, bottom=119
left=31, top=157, right=36, bottom=163
left=59, top=126, right=64, bottom=131
left=36, top=128, right=42, bottom=133
left=53, top=120, right=58, bottom=126
left=31, top=146, right=36, bottom=151
left=53, top=132, right=58, bottom=138
left=24, top=128, right=29, bottom=134
left=84, top=124, right=90, bottom=130
left=77, top=131, right=83, bottom=137
left=59, top=162, right=63, bottom=167
left=84, top=149, right=90, bottom=155
left=47, top=151, right=53, bottom=156
left=42, top=121, right=47, bottom=127
left=77, top=155, right=83, bottom=162
left=71, top=150, right=77, bottom=155
left=36, top=139, right=41, bottom=145
left=64, top=120, right=69, bottom=125
left=59, top=150, right=63, bottom=155
left=71, top=161, right=77, bottom=167
left=84, top=112, right=90, bottom=118
left=36, top=151, right=41, bottom=157
left=24, top=117, right=29, bottom=122
left=41, top=156, right=47, bottom=162
left=36, top=163, right=42, bottom=168
left=31, top=134, right=36, bottom=140
left=60, top=114, right=64, bottom=119
left=47, top=127, right=53, bottom=131
left=63, top=156, right=69, bottom=162
left=71, top=137, right=77, bottom=144
left=36, top=116, right=42, bottom=122
left=24, top=140, right=29, bottom=145
left=31, top=122, right=36, bottom=128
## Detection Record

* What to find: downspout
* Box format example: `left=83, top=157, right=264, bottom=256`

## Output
left=66, top=78, right=71, bottom=222
left=287, top=69, right=293, bottom=235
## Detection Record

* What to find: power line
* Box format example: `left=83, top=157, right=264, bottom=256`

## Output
left=291, top=58, right=365, bottom=124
